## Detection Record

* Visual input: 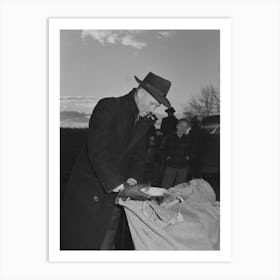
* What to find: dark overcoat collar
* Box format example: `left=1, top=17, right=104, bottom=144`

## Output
left=122, top=89, right=157, bottom=157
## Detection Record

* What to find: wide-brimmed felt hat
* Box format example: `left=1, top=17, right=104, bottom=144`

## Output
left=165, top=107, right=175, bottom=113
left=135, top=72, right=171, bottom=108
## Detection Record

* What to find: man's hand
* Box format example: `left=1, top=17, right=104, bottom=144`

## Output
left=119, top=183, right=155, bottom=201
left=112, top=178, right=137, bottom=193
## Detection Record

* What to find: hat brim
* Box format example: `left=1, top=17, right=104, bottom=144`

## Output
left=135, top=76, right=171, bottom=108
left=165, top=108, right=175, bottom=113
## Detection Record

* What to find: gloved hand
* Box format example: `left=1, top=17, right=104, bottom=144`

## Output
left=119, top=183, right=156, bottom=201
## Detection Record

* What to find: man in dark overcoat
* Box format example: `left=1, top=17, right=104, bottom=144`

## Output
left=160, top=107, right=177, bottom=137
left=60, top=72, right=172, bottom=250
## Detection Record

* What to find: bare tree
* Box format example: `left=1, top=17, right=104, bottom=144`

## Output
left=183, top=84, right=220, bottom=122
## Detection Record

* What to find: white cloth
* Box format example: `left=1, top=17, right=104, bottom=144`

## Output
left=118, top=179, right=220, bottom=250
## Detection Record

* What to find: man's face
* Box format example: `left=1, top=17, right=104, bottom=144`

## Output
left=137, top=87, right=161, bottom=117
left=176, top=121, right=189, bottom=135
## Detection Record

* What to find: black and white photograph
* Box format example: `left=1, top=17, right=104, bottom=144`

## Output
left=1, top=0, right=279, bottom=279
left=49, top=18, right=231, bottom=261
left=60, top=29, right=221, bottom=251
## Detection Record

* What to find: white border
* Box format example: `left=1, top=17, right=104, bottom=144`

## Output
left=49, top=18, right=231, bottom=262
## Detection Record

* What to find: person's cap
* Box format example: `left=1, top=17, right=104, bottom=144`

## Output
left=135, top=72, right=171, bottom=108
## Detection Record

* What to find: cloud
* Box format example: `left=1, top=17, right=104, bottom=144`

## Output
left=121, top=34, right=147, bottom=49
left=157, top=30, right=176, bottom=38
left=60, top=110, right=91, bottom=128
left=60, top=122, right=89, bottom=129
left=81, top=30, right=147, bottom=50
left=60, top=96, right=99, bottom=114
left=60, top=110, right=90, bottom=121
left=81, top=31, right=112, bottom=44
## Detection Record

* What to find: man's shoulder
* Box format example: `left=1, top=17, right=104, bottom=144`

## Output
left=96, top=96, right=124, bottom=111
left=97, top=97, right=117, bottom=106
left=98, top=92, right=130, bottom=106
left=92, top=94, right=132, bottom=120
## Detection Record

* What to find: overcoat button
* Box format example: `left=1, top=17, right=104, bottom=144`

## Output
left=93, top=195, right=99, bottom=202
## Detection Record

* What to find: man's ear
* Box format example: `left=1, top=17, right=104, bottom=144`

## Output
left=137, top=88, right=149, bottom=105
left=137, top=87, right=145, bottom=98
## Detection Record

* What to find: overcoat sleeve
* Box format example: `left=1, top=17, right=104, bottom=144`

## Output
left=87, top=99, right=124, bottom=193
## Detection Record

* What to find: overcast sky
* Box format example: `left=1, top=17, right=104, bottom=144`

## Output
left=60, top=29, right=219, bottom=126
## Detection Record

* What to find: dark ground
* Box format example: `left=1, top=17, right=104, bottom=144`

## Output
left=60, top=127, right=220, bottom=249
left=60, top=127, right=220, bottom=201
left=60, top=128, right=88, bottom=202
